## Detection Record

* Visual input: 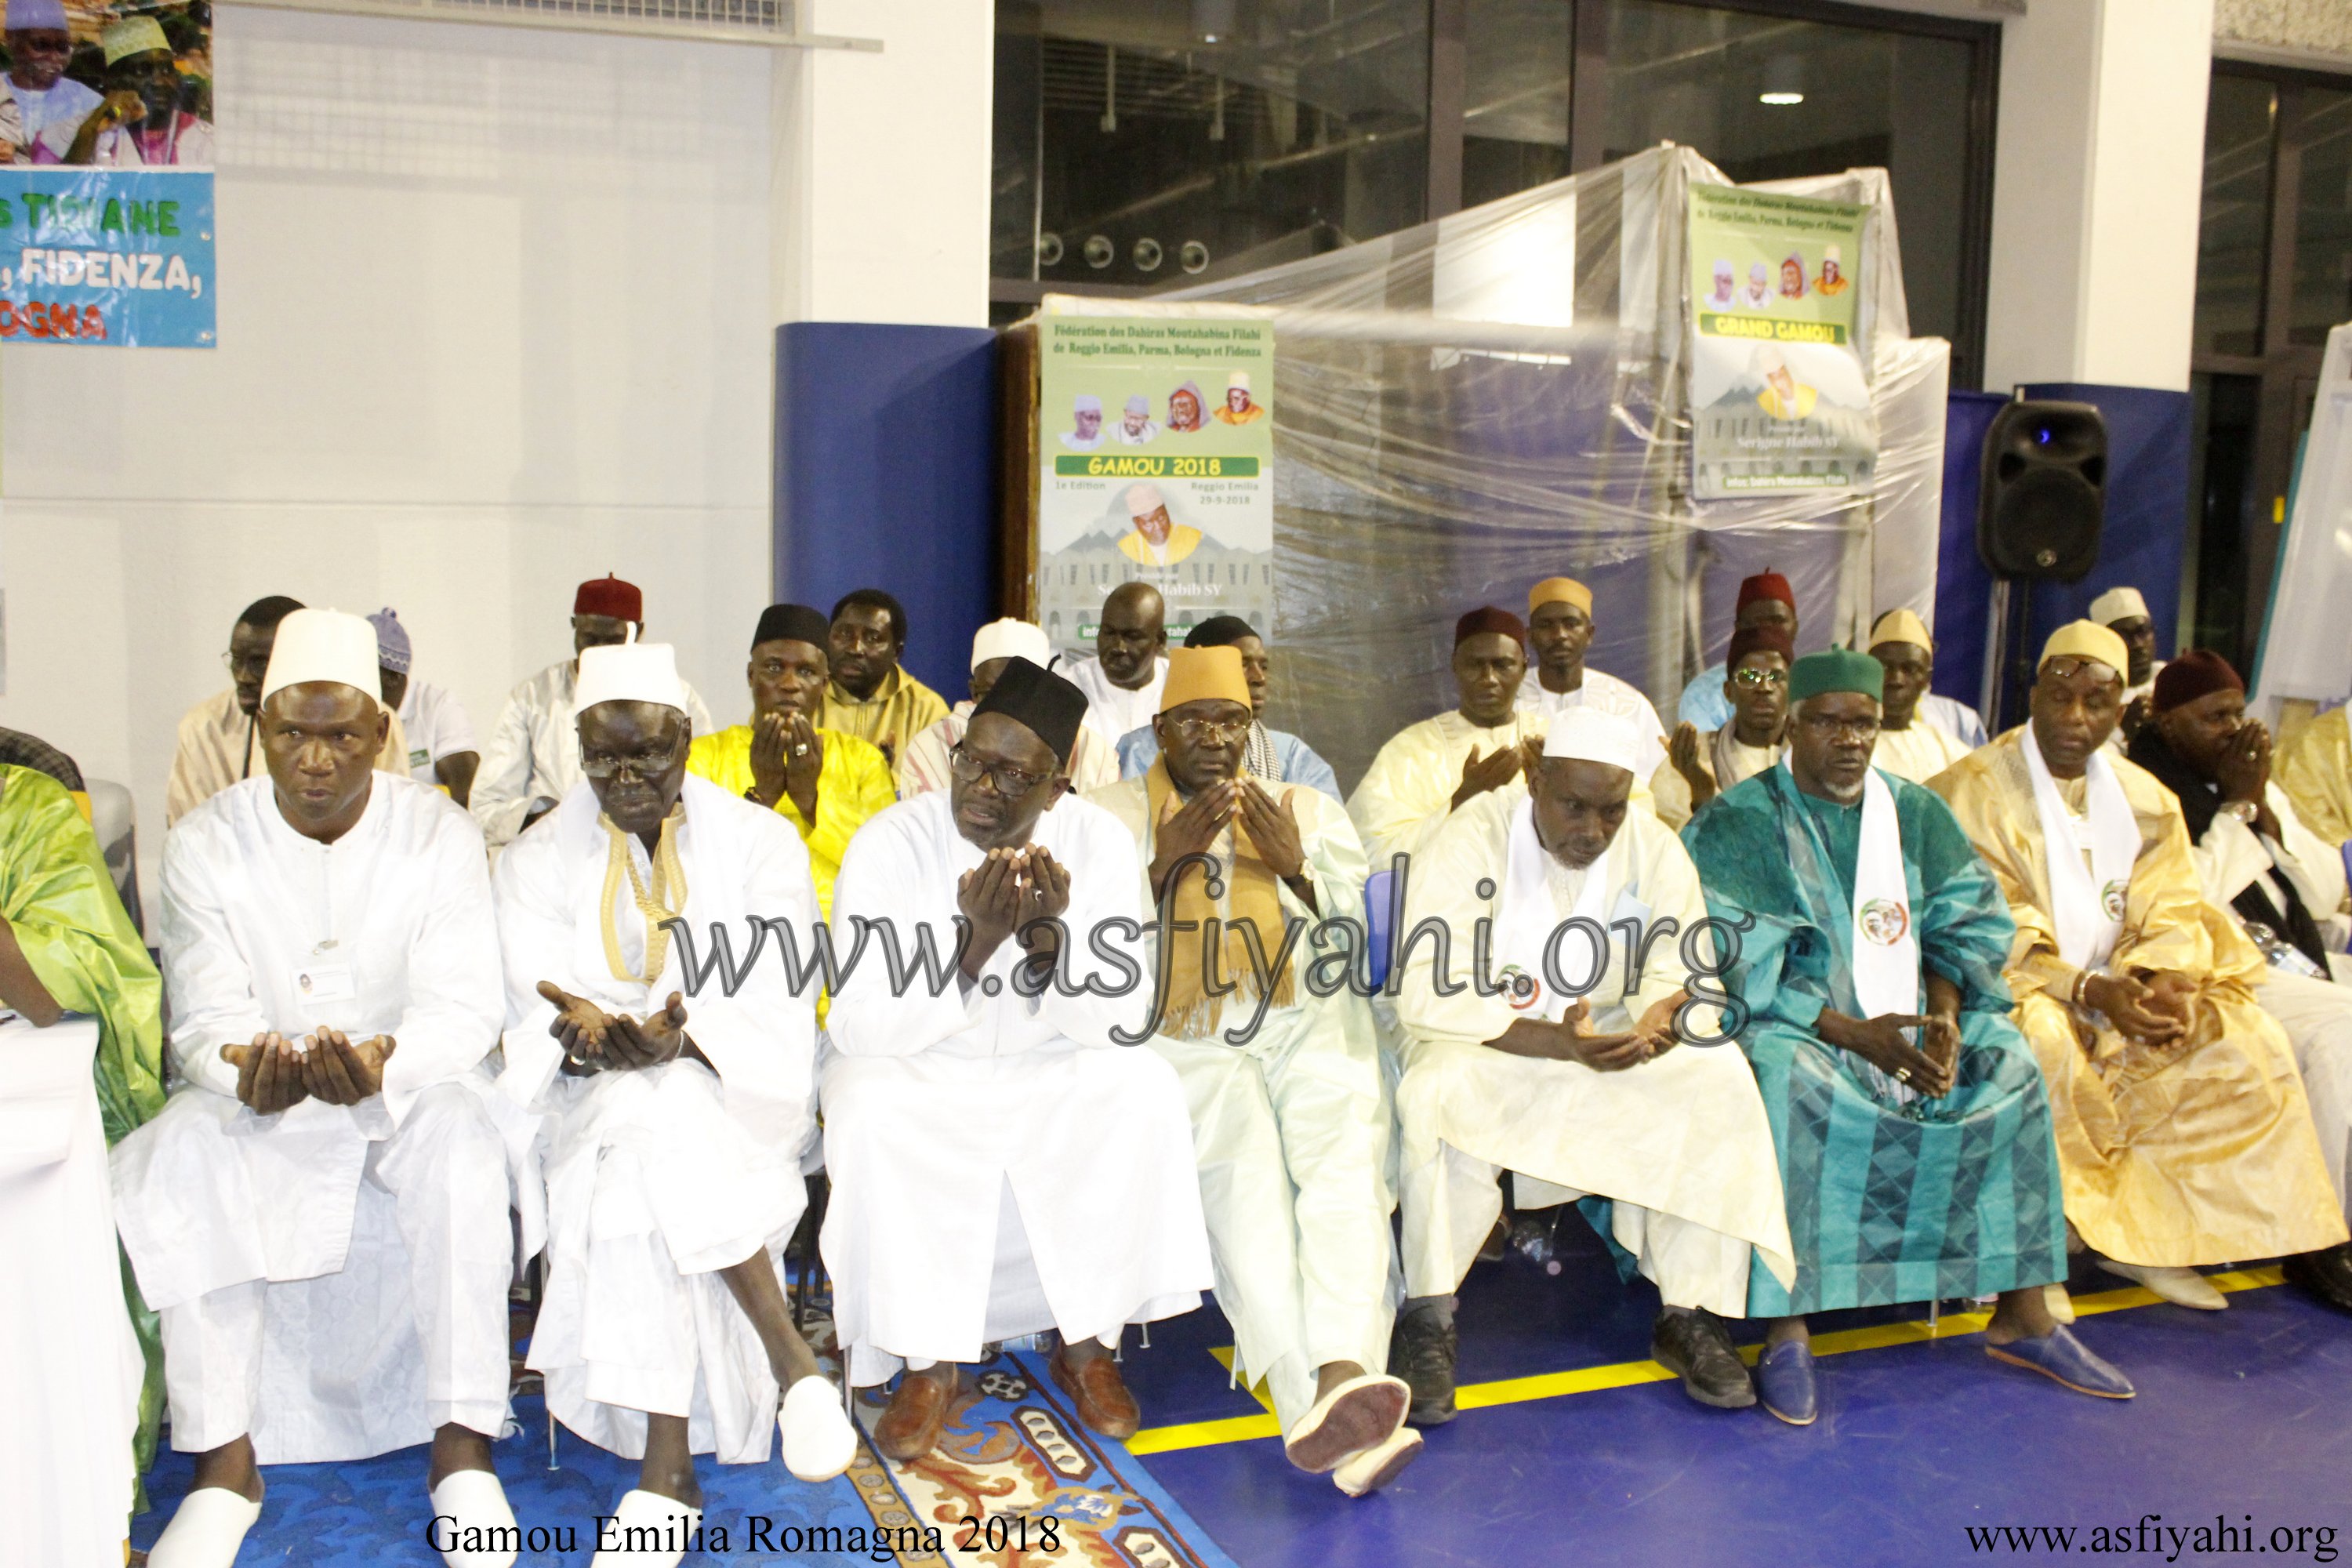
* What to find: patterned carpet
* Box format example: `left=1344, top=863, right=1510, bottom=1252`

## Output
left=128, top=1319, right=1237, bottom=1566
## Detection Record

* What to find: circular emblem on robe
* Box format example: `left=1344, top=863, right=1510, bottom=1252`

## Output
left=1858, top=898, right=1909, bottom=947
left=1498, top=964, right=1542, bottom=1012
left=2100, top=880, right=2128, bottom=922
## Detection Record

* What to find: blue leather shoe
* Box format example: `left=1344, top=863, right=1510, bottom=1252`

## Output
left=1753, top=1340, right=1817, bottom=1426
left=1985, top=1326, right=2135, bottom=1399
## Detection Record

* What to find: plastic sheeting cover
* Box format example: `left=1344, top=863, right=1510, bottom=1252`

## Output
left=1036, top=145, right=1950, bottom=789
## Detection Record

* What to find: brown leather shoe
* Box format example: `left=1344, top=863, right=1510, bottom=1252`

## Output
left=1050, top=1346, right=1142, bottom=1439
left=875, top=1367, right=960, bottom=1461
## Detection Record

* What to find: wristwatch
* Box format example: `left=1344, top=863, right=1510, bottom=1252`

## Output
left=2220, top=799, right=2259, bottom=826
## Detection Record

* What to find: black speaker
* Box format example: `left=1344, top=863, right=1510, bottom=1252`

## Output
left=1977, top=400, right=2107, bottom=581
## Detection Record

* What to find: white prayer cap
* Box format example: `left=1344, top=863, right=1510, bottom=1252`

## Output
left=1542, top=709, right=1642, bottom=774
left=260, top=609, right=383, bottom=707
left=2088, top=586, right=2149, bottom=626
left=576, top=633, right=685, bottom=716
left=971, top=618, right=1050, bottom=671
left=1126, top=482, right=1166, bottom=518
left=7, top=0, right=70, bottom=31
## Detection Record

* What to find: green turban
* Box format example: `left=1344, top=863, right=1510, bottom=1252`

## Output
left=1788, top=647, right=1883, bottom=705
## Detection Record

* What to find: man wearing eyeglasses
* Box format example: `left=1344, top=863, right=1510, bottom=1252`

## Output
left=685, top=603, right=895, bottom=918
left=1655, top=624, right=1792, bottom=829
left=1933, top=623, right=2348, bottom=1316
left=1684, top=647, right=2132, bottom=1425
left=1091, top=647, right=1416, bottom=1497
left=492, top=637, right=859, bottom=1554
left=822, top=657, right=1210, bottom=1465
left=472, top=575, right=715, bottom=851
left=166, top=595, right=414, bottom=827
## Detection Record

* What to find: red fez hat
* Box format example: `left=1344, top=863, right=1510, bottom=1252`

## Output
left=574, top=574, right=642, bottom=622
left=2151, top=648, right=2244, bottom=714
left=1736, top=571, right=1795, bottom=614
left=1726, top=624, right=1795, bottom=670
left=1454, top=606, right=1526, bottom=647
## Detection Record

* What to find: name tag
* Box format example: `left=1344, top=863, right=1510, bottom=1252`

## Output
left=408, top=747, right=431, bottom=768
left=291, top=962, right=356, bottom=1005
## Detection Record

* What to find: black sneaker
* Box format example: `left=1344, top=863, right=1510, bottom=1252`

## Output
left=1650, top=1307, right=1756, bottom=1410
left=2285, top=1243, right=2352, bottom=1315
left=1389, top=1304, right=1457, bottom=1426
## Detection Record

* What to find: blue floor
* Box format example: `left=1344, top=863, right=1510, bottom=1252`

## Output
left=130, top=1224, right=2352, bottom=1567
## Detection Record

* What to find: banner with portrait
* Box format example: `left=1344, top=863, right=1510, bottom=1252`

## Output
left=0, top=0, right=215, bottom=347
left=1686, top=185, right=1871, bottom=499
left=1034, top=310, right=1274, bottom=660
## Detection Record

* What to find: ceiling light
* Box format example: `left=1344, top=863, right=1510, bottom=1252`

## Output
left=1761, top=55, right=1805, bottom=107
left=1759, top=91, right=1804, bottom=106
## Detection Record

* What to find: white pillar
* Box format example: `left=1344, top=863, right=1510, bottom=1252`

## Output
left=770, top=0, right=993, bottom=328
left=1982, top=0, right=2215, bottom=393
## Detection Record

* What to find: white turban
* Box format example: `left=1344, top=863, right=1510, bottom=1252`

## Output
left=260, top=609, right=383, bottom=707
left=971, top=618, right=1051, bottom=671
left=2088, top=586, right=2150, bottom=626
left=1542, top=709, right=1642, bottom=775
left=576, top=634, right=685, bottom=715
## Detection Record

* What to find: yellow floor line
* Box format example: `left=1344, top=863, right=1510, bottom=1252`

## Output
left=1123, top=1268, right=2285, bottom=1456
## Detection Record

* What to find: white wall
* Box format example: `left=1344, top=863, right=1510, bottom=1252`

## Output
left=1983, top=0, right=2216, bottom=392
left=770, top=0, right=993, bottom=325
left=0, top=6, right=777, bottom=913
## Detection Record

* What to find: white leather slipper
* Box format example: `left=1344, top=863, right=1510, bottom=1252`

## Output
left=146, top=1486, right=263, bottom=1568
left=780, top=1374, right=859, bottom=1483
left=429, top=1469, right=519, bottom=1568
left=2095, top=1258, right=2228, bottom=1310
left=1332, top=1425, right=1423, bottom=1498
left=1280, top=1374, right=1410, bottom=1473
left=589, top=1489, right=701, bottom=1567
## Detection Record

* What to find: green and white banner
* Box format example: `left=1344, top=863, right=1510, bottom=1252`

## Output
left=1687, top=185, right=1874, bottom=500
left=1036, top=311, right=1274, bottom=659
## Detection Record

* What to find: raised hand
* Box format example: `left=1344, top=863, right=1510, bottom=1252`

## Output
left=1149, top=780, right=1238, bottom=900
left=1236, top=780, right=1306, bottom=880
left=538, top=980, right=617, bottom=1074
left=958, top=848, right=1029, bottom=977
left=606, top=992, right=692, bottom=1069
left=222, top=1032, right=310, bottom=1115
left=1451, top=743, right=1523, bottom=810
left=748, top=710, right=793, bottom=807
left=298, top=1028, right=397, bottom=1105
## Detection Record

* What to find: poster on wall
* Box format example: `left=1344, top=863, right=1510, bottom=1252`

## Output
left=1035, top=310, right=1274, bottom=659
left=0, top=0, right=215, bottom=347
left=1687, top=184, right=1871, bottom=500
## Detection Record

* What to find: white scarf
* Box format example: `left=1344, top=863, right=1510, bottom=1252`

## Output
left=1497, top=798, right=1630, bottom=1024
left=1847, top=765, right=1923, bottom=1105
left=2024, top=729, right=2138, bottom=971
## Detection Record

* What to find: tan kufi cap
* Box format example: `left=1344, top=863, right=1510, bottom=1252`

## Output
left=1529, top=577, right=1594, bottom=615
left=1867, top=608, right=1933, bottom=652
left=1160, top=646, right=1251, bottom=713
left=2039, top=620, right=2129, bottom=680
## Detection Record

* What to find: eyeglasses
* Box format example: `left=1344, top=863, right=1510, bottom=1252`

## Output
left=223, top=650, right=270, bottom=678
left=1732, top=667, right=1788, bottom=689
left=949, top=743, right=1050, bottom=797
left=1798, top=713, right=1880, bottom=742
left=579, top=737, right=684, bottom=779
left=1167, top=715, right=1251, bottom=744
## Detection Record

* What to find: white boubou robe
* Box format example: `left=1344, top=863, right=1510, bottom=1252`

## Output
left=493, top=774, right=819, bottom=1464
left=1348, top=710, right=1548, bottom=869
left=1393, top=790, right=1794, bottom=1315
left=111, top=775, right=520, bottom=1462
left=1088, top=775, right=1398, bottom=1432
left=2188, top=780, right=2352, bottom=1215
left=821, top=789, right=1212, bottom=1388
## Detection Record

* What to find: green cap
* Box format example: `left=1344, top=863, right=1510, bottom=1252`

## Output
left=1788, top=647, right=1883, bottom=705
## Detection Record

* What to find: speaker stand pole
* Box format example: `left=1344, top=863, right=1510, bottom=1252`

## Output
left=1981, top=578, right=2013, bottom=733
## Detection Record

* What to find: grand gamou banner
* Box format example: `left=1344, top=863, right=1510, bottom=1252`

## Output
left=0, top=0, right=217, bottom=347
left=1687, top=184, right=1873, bottom=500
